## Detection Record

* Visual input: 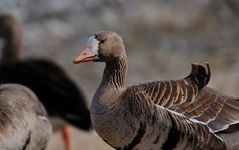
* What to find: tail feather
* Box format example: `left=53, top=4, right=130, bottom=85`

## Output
left=185, top=63, right=210, bottom=90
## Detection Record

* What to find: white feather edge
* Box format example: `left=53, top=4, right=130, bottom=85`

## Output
left=166, top=108, right=224, bottom=141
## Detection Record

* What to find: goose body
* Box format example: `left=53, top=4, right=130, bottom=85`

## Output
left=74, top=31, right=239, bottom=150
left=0, top=83, right=52, bottom=149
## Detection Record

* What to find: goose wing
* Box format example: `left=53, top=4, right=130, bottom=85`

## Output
left=121, top=86, right=226, bottom=150
left=129, top=63, right=239, bottom=133
left=173, top=87, right=239, bottom=133
left=131, top=63, right=210, bottom=108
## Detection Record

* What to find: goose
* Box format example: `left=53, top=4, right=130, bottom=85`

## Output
left=73, top=31, right=239, bottom=150
left=0, top=14, right=92, bottom=150
left=0, top=83, right=52, bottom=149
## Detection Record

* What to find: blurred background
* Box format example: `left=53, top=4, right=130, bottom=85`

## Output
left=0, top=0, right=239, bottom=149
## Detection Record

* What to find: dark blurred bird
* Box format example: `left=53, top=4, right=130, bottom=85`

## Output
left=0, top=83, right=52, bottom=150
left=0, top=14, right=92, bottom=150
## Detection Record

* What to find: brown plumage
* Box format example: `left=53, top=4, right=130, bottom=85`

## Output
left=0, top=84, right=52, bottom=149
left=74, top=31, right=239, bottom=150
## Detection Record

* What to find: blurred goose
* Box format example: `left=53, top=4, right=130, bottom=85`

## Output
left=0, top=15, right=91, bottom=150
left=74, top=31, right=239, bottom=150
left=0, top=83, right=52, bottom=149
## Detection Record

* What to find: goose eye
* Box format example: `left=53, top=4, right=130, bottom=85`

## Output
left=99, top=40, right=105, bottom=44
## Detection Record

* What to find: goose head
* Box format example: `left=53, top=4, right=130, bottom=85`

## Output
left=74, top=31, right=126, bottom=64
left=0, top=15, right=21, bottom=39
left=0, top=15, right=21, bottom=62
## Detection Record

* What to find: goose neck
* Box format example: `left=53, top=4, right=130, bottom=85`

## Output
left=101, top=56, right=127, bottom=90
left=91, top=56, right=127, bottom=112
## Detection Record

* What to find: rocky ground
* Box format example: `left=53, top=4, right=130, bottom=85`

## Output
left=0, top=0, right=238, bottom=149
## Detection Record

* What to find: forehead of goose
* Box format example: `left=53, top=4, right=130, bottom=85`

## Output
left=87, top=36, right=99, bottom=54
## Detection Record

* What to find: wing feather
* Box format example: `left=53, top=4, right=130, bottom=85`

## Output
left=128, top=63, right=239, bottom=134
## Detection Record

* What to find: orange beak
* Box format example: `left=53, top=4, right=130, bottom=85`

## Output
left=73, top=47, right=96, bottom=64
